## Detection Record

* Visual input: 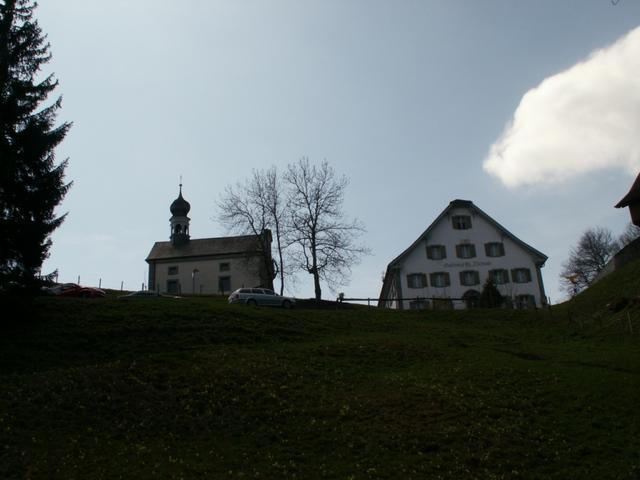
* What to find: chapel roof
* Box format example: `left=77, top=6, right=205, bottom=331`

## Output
left=615, top=172, right=640, bottom=208
left=170, top=185, right=191, bottom=217
left=146, top=234, right=264, bottom=262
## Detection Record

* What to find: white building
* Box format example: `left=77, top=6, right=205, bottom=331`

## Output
left=379, top=199, right=547, bottom=309
left=146, top=186, right=273, bottom=295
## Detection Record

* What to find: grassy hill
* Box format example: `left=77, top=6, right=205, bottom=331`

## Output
left=1, top=267, right=639, bottom=479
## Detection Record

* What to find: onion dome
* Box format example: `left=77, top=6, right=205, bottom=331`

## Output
left=170, top=185, right=191, bottom=216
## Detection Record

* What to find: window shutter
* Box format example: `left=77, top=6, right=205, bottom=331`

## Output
left=440, top=246, right=447, bottom=259
left=445, top=272, right=450, bottom=286
left=459, top=271, right=465, bottom=285
left=511, top=269, right=517, bottom=283
left=484, top=243, right=491, bottom=256
left=525, top=269, right=532, bottom=282
left=456, top=245, right=462, bottom=258
left=473, top=271, right=480, bottom=285
left=499, top=243, right=505, bottom=256
left=470, top=245, right=476, bottom=258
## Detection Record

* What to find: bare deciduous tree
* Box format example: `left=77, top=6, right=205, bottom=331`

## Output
left=217, top=167, right=288, bottom=293
left=285, top=158, right=369, bottom=301
left=560, top=227, right=619, bottom=296
left=618, top=222, right=640, bottom=247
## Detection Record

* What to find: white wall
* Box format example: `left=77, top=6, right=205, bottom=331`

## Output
left=397, top=206, right=545, bottom=309
left=153, top=255, right=263, bottom=295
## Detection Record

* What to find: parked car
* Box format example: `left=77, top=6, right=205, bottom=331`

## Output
left=46, top=283, right=106, bottom=298
left=118, top=290, right=181, bottom=299
left=228, top=288, right=296, bottom=308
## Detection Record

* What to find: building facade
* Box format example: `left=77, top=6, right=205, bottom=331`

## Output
left=146, top=186, right=273, bottom=295
left=379, top=200, right=548, bottom=309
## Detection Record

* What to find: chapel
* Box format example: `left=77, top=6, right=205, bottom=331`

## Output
left=146, top=186, right=274, bottom=295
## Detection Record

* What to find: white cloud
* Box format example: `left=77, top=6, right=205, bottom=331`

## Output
left=484, top=26, right=640, bottom=188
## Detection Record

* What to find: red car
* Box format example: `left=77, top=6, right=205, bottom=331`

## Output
left=47, top=283, right=106, bottom=298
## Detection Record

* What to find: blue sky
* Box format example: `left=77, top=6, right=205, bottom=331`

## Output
left=38, top=1, right=640, bottom=302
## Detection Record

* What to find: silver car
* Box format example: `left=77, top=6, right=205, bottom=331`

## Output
left=228, top=288, right=295, bottom=308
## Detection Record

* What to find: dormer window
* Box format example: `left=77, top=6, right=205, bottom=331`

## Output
left=452, top=215, right=471, bottom=230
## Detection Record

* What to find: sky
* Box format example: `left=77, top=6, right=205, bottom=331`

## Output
left=36, top=0, right=640, bottom=303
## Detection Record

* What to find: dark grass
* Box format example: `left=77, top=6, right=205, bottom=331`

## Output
left=1, top=272, right=640, bottom=479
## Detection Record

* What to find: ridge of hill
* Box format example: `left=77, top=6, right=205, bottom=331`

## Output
left=557, top=257, right=640, bottom=334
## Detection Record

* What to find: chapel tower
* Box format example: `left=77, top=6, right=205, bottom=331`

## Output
left=169, top=184, right=191, bottom=246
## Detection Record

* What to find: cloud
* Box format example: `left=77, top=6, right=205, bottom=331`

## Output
left=484, top=26, right=640, bottom=188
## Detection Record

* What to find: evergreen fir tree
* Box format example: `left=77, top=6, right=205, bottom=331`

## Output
left=0, top=0, right=71, bottom=290
left=479, top=278, right=504, bottom=308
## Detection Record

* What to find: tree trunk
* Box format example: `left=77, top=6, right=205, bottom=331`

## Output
left=313, top=269, right=322, bottom=302
left=275, top=221, right=285, bottom=295
left=311, top=237, right=321, bottom=301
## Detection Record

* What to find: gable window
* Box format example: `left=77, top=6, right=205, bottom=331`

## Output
left=220, top=262, right=230, bottom=272
left=452, top=215, right=472, bottom=230
left=456, top=243, right=476, bottom=259
left=485, top=242, right=505, bottom=257
left=407, top=273, right=427, bottom=289
left=426, top=245, right=447, bottom=260
left=459, top=270, right=480, bottom=286
left=429, top=272, right=450, bottom=288
left=488, top=269, right=509, bottom=285
left=511, top=268, right=532, bottom=283
left=168, top=266, right=178, bottom=275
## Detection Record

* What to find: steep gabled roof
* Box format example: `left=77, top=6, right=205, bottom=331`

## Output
left=385, top=199, right=548, bottom=270
left=146, top=234, right=264, bottom=262
left=615, top=172, right=640, bottom=208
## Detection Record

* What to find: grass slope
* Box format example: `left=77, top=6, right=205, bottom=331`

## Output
left=1, top=280, right=639, bottom=479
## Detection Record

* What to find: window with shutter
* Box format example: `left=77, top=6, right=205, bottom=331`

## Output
left=430, top=272, right=450, bottom=288
left=515, top=295, right=536, bottom=309
left=511, top=268, right=532, bottom=283
left=407, top=273, right=427, bottom=288
left=426, top=245, right=447, bottom=260
left=484, top=242, right=505, bottom=257
left=452, top=215, right=472, bottom=229
left=409, top=299, right=429, bottom=310
left=489, top=269, right=509, bottom=285
left=460, top=270, right=480, bottom=286
left=456, top=244, right=476, bottom=259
